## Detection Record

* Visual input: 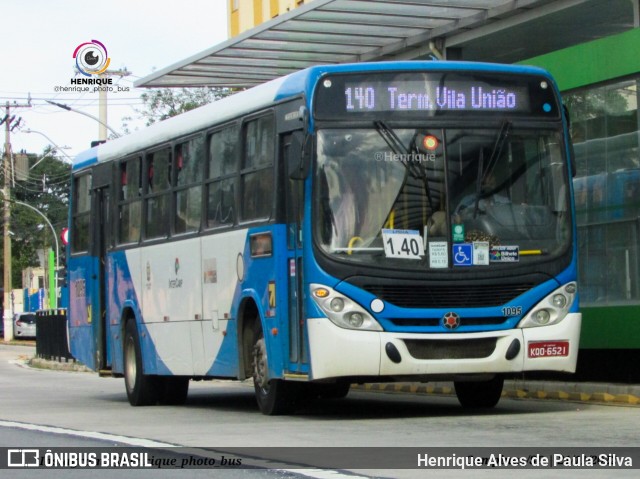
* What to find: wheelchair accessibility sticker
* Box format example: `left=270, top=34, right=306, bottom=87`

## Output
left=452, top=244, right=473, bottom=266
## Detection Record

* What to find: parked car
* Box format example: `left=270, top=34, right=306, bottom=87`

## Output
left=13, top=312, right=37, bottom=339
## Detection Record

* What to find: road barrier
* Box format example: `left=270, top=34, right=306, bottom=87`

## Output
left=35, top=309, right=74, bottom=362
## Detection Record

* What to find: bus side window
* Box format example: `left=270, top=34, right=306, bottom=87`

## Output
left=145, top=148, right=171, bottom=239
left=206, top=124, right=238, bottom=228
left=174, top=136, right=204, bottom=234
left=71, top=173, right=92, bottom=253
left=241, top=115, right=274, bottom=221
left=118, top=157, right=142, bottom=244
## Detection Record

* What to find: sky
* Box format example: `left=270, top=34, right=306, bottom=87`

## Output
left=1, top=0, right=229, bottom=161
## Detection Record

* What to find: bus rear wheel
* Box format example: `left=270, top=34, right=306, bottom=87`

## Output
left=454, top=375, right=504, bottom=409
left=252, top=332, right=297, bottom=415
left=123, top=320, right=159, bottom=406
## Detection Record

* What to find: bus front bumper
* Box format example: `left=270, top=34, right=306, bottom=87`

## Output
left=306, top=313, right=581, bottom=381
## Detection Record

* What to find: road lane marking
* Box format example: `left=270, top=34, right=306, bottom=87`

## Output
left=0, top=420, right=373, bottom=478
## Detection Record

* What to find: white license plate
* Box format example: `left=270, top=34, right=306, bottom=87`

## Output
left=528, top=341, right=569, bottom=358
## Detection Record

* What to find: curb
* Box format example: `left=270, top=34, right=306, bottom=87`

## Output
left=352, top=381, right=640, bottom=406
left=2, top=339, right=36, bottom=346
left=27, top=357, right=92, bottom=373
left=504, top=379, right=640, bottom=406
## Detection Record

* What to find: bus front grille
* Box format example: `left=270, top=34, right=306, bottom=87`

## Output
left=362, top=283, right=534, bottom=308
left=389, top=316, right=508, bottom=327
left=403, top=338, right=497, bottom=360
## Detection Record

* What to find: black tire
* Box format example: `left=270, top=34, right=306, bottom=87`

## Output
left=123, top=320, right=159, bottom=406
left=252, top=331, right=297, bottom=415
left=158, top=377, right=190, bottom=405
left=454, top=375, right=504, bottom=409
left=314, top=382, right=351, bottom=399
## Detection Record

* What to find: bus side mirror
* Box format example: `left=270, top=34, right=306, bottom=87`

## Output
left=288, top=130, right=311, bottom=180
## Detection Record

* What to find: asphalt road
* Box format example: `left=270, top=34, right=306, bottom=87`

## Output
left=1, top=343, right=639, bottom=479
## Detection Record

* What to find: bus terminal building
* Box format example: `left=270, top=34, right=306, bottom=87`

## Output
left=137, top=0, right=640, bottom=382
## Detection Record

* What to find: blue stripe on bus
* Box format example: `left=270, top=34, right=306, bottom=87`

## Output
left=106, top=250, right=171, bottom=376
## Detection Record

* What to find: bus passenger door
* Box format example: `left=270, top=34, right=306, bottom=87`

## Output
left=90, top=168, right=111, bottom=373
left=283, top=131, right=308, bottom=370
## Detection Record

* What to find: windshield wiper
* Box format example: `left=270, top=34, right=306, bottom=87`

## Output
left=473, top=120, right=511, bottom=218
left=374, top=120, right=435, bottom=212
left=374, top=120, right=421, bottom=179
left=486, top=120, right=512, bottom=177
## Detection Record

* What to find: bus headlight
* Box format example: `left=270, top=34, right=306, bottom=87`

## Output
left=311, top=284, right=382, bottom=331
left=518, top=282, right=577, bottom=328
left=533, top=309, right=551, bottom=325
left=330, top=297, right=345, bottom=312
left=347, top=312, right=364, bottom=328
left=552, top=294, right=567, bottom=309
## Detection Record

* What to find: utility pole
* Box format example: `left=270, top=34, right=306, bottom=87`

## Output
left=2, top=98, right=31, bottom=341
left=98, top=69, right=130, bottom=141
left=48, top=68, right=129, bottom=145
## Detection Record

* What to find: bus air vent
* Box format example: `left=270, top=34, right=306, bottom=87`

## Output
left=403, top=338, right=497, bottom=360
left=362, top=283, right=534, bottom=308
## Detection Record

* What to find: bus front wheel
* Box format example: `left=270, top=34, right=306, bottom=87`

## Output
left=252, top=332, right=297, bottom=415
left=312, top=382, right=351, bottom=399
left=454, top=375, right=504, bottom=409
left=124, top=320, right=159, bottom=406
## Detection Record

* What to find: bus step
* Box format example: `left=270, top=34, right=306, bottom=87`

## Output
left=98, top=369, right=113, bottom=377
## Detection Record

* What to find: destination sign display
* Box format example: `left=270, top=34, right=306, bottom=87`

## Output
left=314, top=71, right=560, bottom=119
left=344, top=81, right=530, bottom=113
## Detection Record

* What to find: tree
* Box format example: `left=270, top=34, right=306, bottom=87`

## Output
left=122, top=87, right=237, bottom=132
left=0, top=147, right=70, bottom=288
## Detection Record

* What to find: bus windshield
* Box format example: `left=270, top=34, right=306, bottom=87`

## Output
left=314, top=125, right=571, bottom=269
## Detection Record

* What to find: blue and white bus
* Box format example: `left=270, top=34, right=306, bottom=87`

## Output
left=67, top=61, right=580, bottom=414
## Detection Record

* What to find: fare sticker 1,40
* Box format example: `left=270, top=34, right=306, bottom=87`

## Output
left=382, top=229, right=423, bottom=259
